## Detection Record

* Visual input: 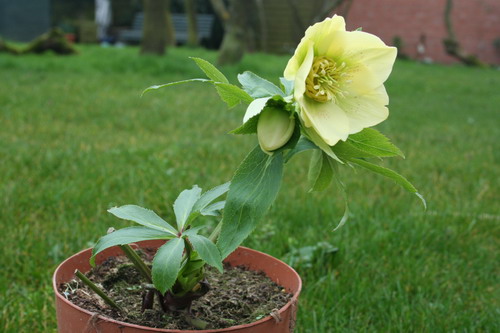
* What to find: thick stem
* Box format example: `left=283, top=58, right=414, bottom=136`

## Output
left=141, top=289, right=155, bottom=312
left=208, top=220, right=223, bottom=243
left=119, top=245, right=152, bottom=283
left=75, top=270, right=123, bottom=312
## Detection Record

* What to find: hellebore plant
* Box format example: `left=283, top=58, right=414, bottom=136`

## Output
left=84, top=15, right=425, bottom=328
left=90, top=183, right=229, bottom=315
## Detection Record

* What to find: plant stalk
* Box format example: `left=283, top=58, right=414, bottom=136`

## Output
left=209, top=220, right=223, bottom=243
left=119, top=244, right=152, bottom=283
left=184, top=312, right=208, bottom=329
left=75, top=269, right=123, bottom=312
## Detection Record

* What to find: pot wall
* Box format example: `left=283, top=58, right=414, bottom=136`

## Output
left=53, top=240, right=301, bottom=333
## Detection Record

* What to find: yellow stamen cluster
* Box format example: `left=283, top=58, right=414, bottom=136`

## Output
left=305, top=56, right=350, bottom=103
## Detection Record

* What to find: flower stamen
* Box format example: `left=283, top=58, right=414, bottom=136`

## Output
left=305, top=56, right=350, bottom=103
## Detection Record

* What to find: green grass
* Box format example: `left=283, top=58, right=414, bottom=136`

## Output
left=1, top=46, right=499, bottom=332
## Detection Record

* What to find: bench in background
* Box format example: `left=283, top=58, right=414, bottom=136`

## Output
left=119, top=13, right=215, bottom=45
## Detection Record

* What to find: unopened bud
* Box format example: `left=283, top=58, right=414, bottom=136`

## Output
left=257, top=107, right=295, bottom=153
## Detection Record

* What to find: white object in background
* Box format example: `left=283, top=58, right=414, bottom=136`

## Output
left=95, top=0, right=112, bottom=41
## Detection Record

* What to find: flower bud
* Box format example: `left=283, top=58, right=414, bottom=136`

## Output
left=257, top=107, right=295, bottom=153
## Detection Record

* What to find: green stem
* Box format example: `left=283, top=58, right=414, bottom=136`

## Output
left=208, top=220, right=223, bottom=243
left=184, top=311, right=208, bottom=329
left=75, top=269, right=123, bottom=312
left=119, top=244, right=152, bottom=283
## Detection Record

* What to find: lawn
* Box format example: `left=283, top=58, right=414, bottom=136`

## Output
left=1, top=46, right=498, bottom=332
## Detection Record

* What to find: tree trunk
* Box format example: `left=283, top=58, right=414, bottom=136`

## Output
left=141, top=0, right=168, bottom=55
left=185, top=0, right=198, bottom=46
left=217, top=0, right=247, bottom=65
left=165, top=0, right=176, bottom=46
left=287, top=0, right=348, bottom=45
left=255, top=0, right=268, bottom=51
left=209, top=0, right=229, bottom=22
left=442, top=0, right=484, bottom=66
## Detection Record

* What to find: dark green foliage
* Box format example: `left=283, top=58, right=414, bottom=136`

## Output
left=0, top=28, right=77, bottom=55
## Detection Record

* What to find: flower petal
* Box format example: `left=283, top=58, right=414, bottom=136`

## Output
left=243, top=97, right=270, bottom=123
left=346, top=49, right=396, bottom=95
left=302, top=125, right=343, bottom=163
left=292, top=42, right=314, bottom=102
left=320, top=30, right=396, bottom=94
left=284, top=16, right=345, bottom=81
left=284, top=38, right=312, bottom=80
left=322, top=30, right=390, bottom=57
left=301, top=97, right=350, bottom=145
left=305, top=15, right=346, bottom=46
left=338, top=85, right=390, bottom=134
left=350, top=46, right=397, bottom=83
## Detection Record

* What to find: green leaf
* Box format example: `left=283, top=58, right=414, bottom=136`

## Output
left=180, top=257, right=205, bottom=276
left=237, top=71, right=284, bottom=98
left=188, top=234, right=223, bottom=272
left=141, top=78, right=211, bottom=96
left=217, top=146, right=284, bottom=258
left=308, top=150, right=334, bottom=192
left=90, top=226, right=174, bottom=266
left=181, top=226, right=205, bottom=237
left=347, top=158, right=426, bottom=208
left=193, top=182, right=230, bottom=213
left=214, top=83, right=253, bottom=108
left=108, top=205, right=177, bottom=235
left=285, top=136, right=318, bottom=162
left=230, top=114, right=259, bottom=135
left=333, top=128, right=405, bottom=159
left=201, top=200, right=225, bottom=216
left=174, top=185, right=202, bottom=231
left=190, top=57, right=229, bottom=83
left=279, top=77, right=294, bottom=96
left=152, top=238, right=185, bottom=294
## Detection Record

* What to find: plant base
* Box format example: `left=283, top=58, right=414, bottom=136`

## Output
left=53, top=240, right=302, bottom=332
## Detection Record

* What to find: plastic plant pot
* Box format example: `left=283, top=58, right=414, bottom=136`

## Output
left=53, top=240, right=302, bottom=333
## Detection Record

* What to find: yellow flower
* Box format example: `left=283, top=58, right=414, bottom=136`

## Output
left=284, top=16, right=397, bottom=149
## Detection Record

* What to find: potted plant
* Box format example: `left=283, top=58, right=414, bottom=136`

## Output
left=53, top=16, right=424, bottom=332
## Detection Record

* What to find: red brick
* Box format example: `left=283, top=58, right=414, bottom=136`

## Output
left=334, top=0, right=500, bottom=64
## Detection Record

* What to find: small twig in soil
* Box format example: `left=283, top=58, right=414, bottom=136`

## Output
left=74, top=269, right=124, bottom=313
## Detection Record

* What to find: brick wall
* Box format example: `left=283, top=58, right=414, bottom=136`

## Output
left=336, top=0, right=500, bottom=64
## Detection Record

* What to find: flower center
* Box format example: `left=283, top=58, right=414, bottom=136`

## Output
left=305, top=56, right=350, bottom=103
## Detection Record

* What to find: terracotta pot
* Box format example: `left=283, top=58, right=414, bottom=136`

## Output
left=53, top=240, right=302, bottom=332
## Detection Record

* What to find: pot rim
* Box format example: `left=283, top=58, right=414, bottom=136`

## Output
left=53, top=245, right=302, bottom=333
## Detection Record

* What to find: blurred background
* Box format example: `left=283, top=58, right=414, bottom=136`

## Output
left=1, top=0, right=499, bottom=332
left=0, top=0, right=499, bottom=64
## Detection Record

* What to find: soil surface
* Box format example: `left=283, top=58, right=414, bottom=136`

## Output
left=59, top=249, right=292, bottom=330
